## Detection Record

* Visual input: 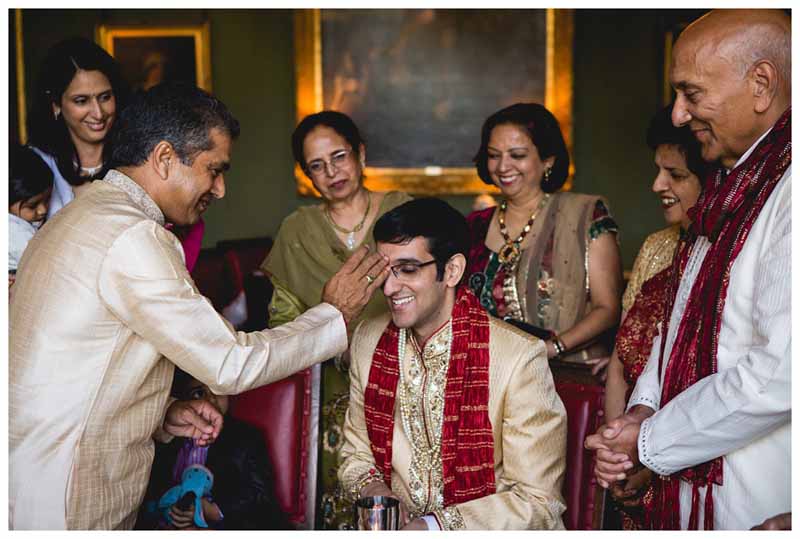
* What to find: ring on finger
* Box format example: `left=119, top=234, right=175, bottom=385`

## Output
left=364, top=274, right=374, bottom=284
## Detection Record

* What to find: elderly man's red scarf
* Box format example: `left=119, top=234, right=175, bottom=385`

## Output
left=648, top=108, right=791, bottom=530
left=363, top=286, right=495, bottom=505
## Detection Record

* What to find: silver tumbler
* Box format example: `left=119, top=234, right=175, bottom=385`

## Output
left=355, top=495, right=400, bottom=530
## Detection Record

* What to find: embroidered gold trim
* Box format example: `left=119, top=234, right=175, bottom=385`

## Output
left=433, top=505, right=467, bottom=530
left=397, top=323, right=452, bottom=517
left=105, top=169, right=165, bottom=225
left=344, top=467, right=384, bottom=502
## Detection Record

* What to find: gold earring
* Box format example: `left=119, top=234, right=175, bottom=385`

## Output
left=543, top=167, right=552, bottom=183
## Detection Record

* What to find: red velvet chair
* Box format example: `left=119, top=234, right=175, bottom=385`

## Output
left=229, top=365, right=321, bottom=529
left=554, top=379, right=606, bottom=530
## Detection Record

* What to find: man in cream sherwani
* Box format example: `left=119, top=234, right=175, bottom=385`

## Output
left=339, top=199, right=567, bottom=530
left=9, top=82, right=389, bottom=530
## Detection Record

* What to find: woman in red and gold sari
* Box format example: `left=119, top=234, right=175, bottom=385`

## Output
left=603, top=105, right=708, bottom=529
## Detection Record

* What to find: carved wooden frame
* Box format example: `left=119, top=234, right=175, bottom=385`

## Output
left=96, top=22, right=213, bottom=92
left=294, top=9, right=574, bottom=196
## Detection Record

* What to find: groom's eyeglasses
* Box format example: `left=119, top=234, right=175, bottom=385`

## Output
left=388, top=259, right=437, bottom=281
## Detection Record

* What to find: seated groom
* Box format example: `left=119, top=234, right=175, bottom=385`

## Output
left=338, top=198, right=567, bottom=530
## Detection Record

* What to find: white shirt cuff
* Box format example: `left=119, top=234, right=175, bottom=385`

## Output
left=422, top=514, right=440, bottom=530
left=626, top=394, right=659, bottom=413
left=638, top=415, right=670, bottom=476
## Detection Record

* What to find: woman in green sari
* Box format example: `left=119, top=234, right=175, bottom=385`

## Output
left=261, top=111, right=410, bottom=529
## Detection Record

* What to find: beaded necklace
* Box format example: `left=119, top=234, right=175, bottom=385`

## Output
left=496, top=193, right=550, bottom=268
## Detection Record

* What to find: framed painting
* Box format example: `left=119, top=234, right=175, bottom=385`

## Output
left=96, top=23, right=212, bottom=93
left=294, top=9, right=574, bottom=196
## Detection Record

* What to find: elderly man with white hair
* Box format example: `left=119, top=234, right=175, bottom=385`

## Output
left=586, top=9, right=791, bottom=530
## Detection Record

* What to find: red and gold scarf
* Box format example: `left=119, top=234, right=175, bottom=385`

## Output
left=363, top=286, right=496, bottom=506
left=649, top=108, right=791, bottom=530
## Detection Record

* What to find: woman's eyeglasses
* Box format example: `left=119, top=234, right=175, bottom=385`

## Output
left=389, top=259, right=437, bottom=281
left=306, top=148, right=352, bottom=177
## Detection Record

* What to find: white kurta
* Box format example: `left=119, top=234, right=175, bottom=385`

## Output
left=628, top=132, right=791, bottom=529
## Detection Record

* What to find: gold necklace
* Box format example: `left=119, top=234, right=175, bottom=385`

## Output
left=325, top=191, right=372, bottom=250
left=497, top=193, right=549, bottom=268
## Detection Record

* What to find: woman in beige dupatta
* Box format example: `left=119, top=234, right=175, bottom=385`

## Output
left=465, top=103, right=623, bottom=366
left=260, top=111, right=410, bottom=529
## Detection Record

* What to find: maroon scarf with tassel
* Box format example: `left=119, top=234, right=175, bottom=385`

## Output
left=648, top=108, right=791, bottom=530
left=363, top=286, right=496, bottom=505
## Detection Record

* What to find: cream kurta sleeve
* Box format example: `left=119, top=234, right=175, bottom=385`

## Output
left=454, top=342, right=567, bottom=530
left=98, top=220, right=348, bottom=394
left=338, top=320, right=384, bottom=499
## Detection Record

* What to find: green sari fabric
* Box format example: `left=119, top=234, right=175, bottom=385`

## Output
left=261, top=191, right=411, bottom=529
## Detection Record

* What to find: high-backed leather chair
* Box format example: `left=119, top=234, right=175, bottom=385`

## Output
left=554, top=378, right=606, bottom=530
left=192, top=240, right=319, bottom=528
left=229, top=366, right=321, bottom=529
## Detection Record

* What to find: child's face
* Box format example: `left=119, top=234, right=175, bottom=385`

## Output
left=10, top=188, right=52, bottom=224
left=181, top=378, right=229, bottom=416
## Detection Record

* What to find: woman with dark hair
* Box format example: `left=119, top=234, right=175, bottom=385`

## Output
left=466, top=103, right=623, bottom=366
left=27, top=39, right=207, bottom=272
left=260, top=110, right=410, bottom=529
left=27, top=37, right=130, bottom=219
left=602, top=104, right=707, bottom=529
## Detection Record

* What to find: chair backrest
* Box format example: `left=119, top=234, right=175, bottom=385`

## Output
left=217, top=236, right=274, bottom=277
left=554, top=380, right=606, bottom=530
left=229, top=364, right=321, bottom=529
left=191, top=247, right=241, bottom=312
left=217, top=237, right=274, bottom=331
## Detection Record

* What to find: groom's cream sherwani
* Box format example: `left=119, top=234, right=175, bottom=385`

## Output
left=340, top=313, right=568, bottom=530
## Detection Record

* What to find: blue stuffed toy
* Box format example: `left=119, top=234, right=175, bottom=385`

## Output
left=156, top=464, right=215, bottom=528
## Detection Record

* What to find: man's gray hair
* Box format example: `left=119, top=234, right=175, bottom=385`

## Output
left=110, top=82, right=240, bottom=168
left=730, top=22, right=791, bottom=83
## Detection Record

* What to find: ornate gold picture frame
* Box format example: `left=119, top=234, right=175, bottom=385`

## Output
left=294, top=9, right=574, bottom=196
left=96, top=23, right=212, bottom=93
